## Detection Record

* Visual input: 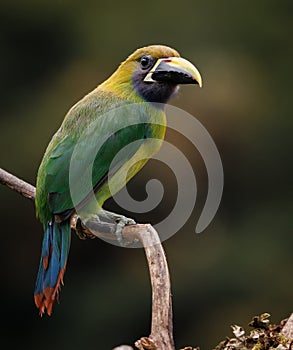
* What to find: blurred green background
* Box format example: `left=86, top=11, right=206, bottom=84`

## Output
left=1, top=0, right=292, bottom=349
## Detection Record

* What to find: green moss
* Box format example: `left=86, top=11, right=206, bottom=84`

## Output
left=214, top=313, right=291, bottom=350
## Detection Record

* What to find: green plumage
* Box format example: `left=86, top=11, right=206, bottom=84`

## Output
left=35, top=89, right=166, bottom=224
left=34, top=44, right=201, bottom=315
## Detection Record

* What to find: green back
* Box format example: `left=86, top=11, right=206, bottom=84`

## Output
left=35, top=90, right=166, bottom=224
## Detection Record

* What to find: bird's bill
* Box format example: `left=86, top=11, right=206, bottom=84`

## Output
left=144, top=57, right=202, bottom=87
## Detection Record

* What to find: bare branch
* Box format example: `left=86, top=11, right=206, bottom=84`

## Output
left=0, top=168, right=35, bottom=200
left=2, top=167, right=293, bottom=349
left=0, top=167, right=175, bottom=350
left=140, top=226, right=174, bottom=349
left=73, top=220, right=175, bottom=349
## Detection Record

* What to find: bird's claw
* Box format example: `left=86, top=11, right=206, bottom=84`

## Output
left=114, top=215, right=136, bottom=246
left=97, top=210, right=136, bottom=246
left=114, top=215, right=136, bottom=226
left=75, top=210, right=136, bottom=245
left=75, top=217, right=97, bottom=240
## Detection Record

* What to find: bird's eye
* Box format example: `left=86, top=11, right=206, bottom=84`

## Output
left=140, top=55, right=153, bottom=69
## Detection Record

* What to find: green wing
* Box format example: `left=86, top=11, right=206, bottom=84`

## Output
left=36, top=94, right=158, bottom=223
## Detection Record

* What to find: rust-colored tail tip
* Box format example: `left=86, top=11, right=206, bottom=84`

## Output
left=34, top=287, right=55, bottom=316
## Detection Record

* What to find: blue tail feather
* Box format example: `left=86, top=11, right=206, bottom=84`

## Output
left=34, top=219, right=71, bottom=316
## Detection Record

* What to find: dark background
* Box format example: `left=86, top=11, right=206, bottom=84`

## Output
left=1, top=0, right=292, bottom=349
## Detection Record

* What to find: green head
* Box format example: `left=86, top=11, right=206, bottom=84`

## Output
left=99, top=44, right=202, bottom=103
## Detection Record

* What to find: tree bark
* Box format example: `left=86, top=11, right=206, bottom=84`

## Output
left=0, top=167, right=175, bottom=350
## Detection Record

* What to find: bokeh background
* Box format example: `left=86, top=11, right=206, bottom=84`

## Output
left=1, top=0, right=292, bottom=349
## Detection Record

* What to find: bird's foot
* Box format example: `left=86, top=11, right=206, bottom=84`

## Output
left=98, top=209, right=136, bottom=225
left=115, top=215, right=136, bottom=246
left=75, top=216, right=97, bottom=240
left=74, top=210, right=136, bottom=245
left=98, top=210, right=136, bottom=246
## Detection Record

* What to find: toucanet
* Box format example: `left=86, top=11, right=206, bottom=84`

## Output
left=34, top=45, right=202, bottom=315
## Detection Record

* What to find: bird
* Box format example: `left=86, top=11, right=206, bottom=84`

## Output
left=34, top=44, right=202, bottom=316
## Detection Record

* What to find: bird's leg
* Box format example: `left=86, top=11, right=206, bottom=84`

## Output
left=75, top=214, right=117, bottom=240
left=75, top=216, right=98, bottom=240
left=74, top=210, right=136, bottom=246
left=98, top=209, right=136, bottom=225
left=98, top=209, right=136, bottom=246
